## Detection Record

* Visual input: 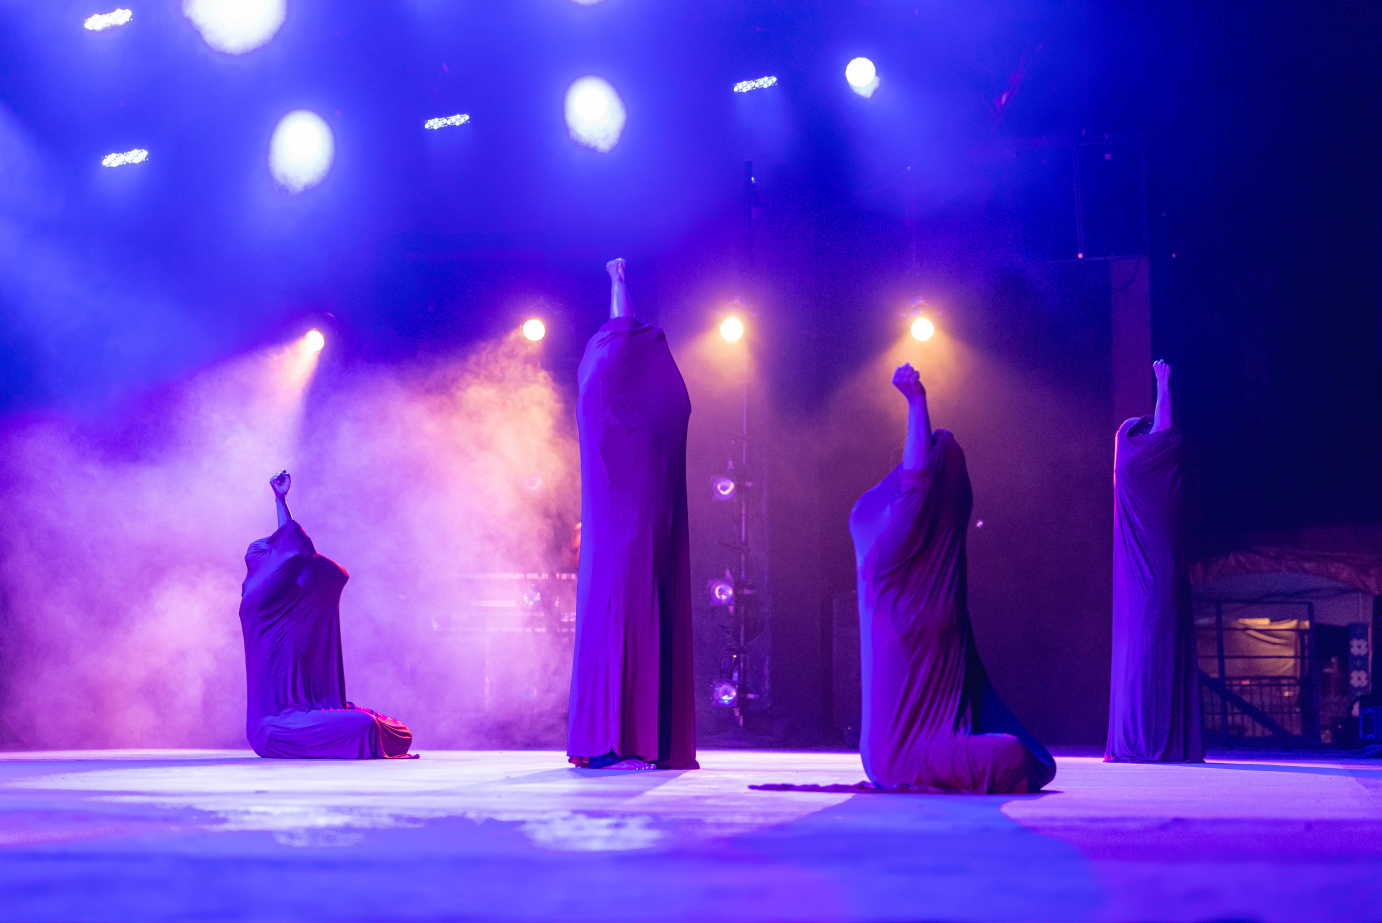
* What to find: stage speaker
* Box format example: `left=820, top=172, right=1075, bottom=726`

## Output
left=1076, top=138, right=1147, bottom=260
left=1013, top=136, right=1147, bottom=261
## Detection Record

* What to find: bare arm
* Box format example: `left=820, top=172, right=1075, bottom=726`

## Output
left=893, top=363, right=933, bottom=469
left=1150, top=360, right=1172, bottom=433
left=607, top=258, right=632, bottom=319
left=270, top=470, right=292, bottom=529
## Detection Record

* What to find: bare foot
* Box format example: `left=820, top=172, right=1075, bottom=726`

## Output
left=605, top=758, right=657, bottom=770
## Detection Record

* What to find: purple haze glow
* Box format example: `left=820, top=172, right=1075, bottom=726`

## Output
left=0, top=334, right=578, bottom=750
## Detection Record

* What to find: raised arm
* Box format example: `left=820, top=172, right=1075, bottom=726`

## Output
left=270, top=470, right=292, bottom=529
left=607, top=258, right=632, bottom=319
left=892, top=363, right=933, bottom=469
left=1150, top=360, right=1172, bottom=433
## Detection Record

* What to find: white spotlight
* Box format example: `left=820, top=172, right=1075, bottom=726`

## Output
left=424, top=114, right=470, bottom=130
left=733, top=76, right=778, bottom=93
left=101, top=148, right=147, bottom=168
left=183, top=0, right=286, bottom=55
left=910, top=317, right=935, bottom=341
left=522, top=319, right=546, bottom=342
left=304, top=329, right=325, bottom=352
left=846, top=57, right=880, bottom=98
left=269, top=110, right=334, bottom=193
left=564, top=76, right=626, bottom=153
left=84, top=9, right=132, bottom=31
left=719, top=316, right=744, bottom=342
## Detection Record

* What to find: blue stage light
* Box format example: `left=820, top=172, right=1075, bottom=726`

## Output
left=182, top=0, right=285, bottom=55
left=425, top=114, right=470, bottom=130
left=733, top=76, right=777, bottom=93
left=712, top=679, right=739, bottom=708
left=84, top=9, right=132, bottom=31
left=101, top=148, right=147, bottom=168
left=564, top=77, right=626, bottom=153
left=846, top=57, right=880, bottom=98
left=269, top=110, right=334, bottom=193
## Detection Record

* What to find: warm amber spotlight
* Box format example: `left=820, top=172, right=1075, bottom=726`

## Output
left=910, top=317, right=935, bottom=341
left=304, top=329, right=325, bottom=352
left=720, top=316, right=745, bottom=342
left=522, top=318, right=546, bottom=342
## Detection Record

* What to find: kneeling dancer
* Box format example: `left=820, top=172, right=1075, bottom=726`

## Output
left=566, top=258, right=698, bottom=770
left=849, top=364, right=1055, bottom=792
left=239, top=471, right=414, bottom=759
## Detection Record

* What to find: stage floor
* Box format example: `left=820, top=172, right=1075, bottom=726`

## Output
left=0, top=749, right=1379, bottom=922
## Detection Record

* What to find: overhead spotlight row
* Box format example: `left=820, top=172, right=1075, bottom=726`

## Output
left=86, top=6, right=885, bottom=181
left=517, top=298, right=933, bottom=345
left=295, top=301, right=930, bottom=358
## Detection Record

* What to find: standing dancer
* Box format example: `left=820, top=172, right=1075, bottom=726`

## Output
left=567, top=258, right=698, bottom=771
left=239, top=471, right=415, bottom=759
left=1106, top=360, right=1204, bottom=762
left=849, top=363, right=1055, bottom=792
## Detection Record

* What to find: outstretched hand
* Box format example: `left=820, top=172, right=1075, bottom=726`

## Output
left=892, top=363, right=926, bottom=402
left=270, top=470, right=291, bottom=497
left=606, top=258, right=626, bottom=282
left=1153, top=359, right=1171, bottom=385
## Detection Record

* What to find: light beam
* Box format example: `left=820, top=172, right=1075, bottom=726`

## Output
left=424, top=114, right=470, bottom=130
left=733, top=76, right=778, bottom=93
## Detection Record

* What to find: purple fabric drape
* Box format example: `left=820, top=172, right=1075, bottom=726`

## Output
left=1107, top=419, right=1204, bottom=762
left=850, top=430, right=1056, bottom=793
left=239, top=521, right=413, bottom=759
left=567, top=317, right=698, bottom=769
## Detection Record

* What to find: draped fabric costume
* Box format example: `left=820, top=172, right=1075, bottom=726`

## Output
left=239, top=521, right=413, bottom=759
left=850, top=430, right=1056, bottom=793
left=567, top=316, right=698, bottom=769
left=1106, top=419, right=1204, bottom=762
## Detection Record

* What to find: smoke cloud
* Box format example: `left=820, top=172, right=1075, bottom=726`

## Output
left=0, top=333, right=578, bottom=750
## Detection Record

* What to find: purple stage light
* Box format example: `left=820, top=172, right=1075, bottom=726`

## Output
left=733, top=76, right=777, bottom=93
left=84, top=9, right=132, bottom=31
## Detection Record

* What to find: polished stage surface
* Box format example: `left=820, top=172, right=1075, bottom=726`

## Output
left=1, top=749, right=1380, bottom=922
